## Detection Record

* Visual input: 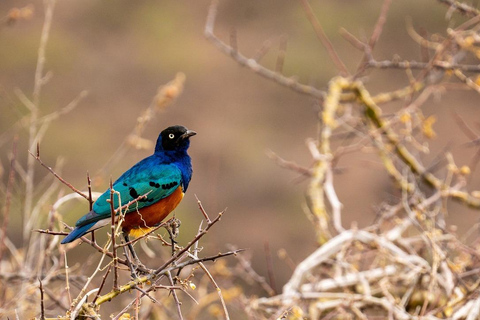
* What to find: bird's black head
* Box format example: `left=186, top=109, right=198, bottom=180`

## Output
left=155, top=125, right=196, bottom=152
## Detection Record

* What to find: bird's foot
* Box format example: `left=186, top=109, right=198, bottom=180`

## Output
left=130, top=259, right=151, bottom=277
left=165, top=218, right=181, bottom=256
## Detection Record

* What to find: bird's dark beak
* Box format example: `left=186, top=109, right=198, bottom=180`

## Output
left=181, top=130, right=196, bottom=140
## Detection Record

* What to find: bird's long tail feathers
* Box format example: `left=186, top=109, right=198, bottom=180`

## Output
left=61, top=222, right=97, bottom=244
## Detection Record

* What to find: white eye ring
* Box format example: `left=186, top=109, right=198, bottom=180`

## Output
left=168, top=133, right=175, bottom=139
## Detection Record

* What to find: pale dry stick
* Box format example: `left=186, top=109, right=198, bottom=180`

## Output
left=437, top=0, right=480, bottom=16
left=205, top=0, right=326, bottom=100
left=401, top=184, right=452, bottom=301
left=70, top=288, right=99, bottom=320
left=64, top=251, right=72, bottom=307
left=69, top=241, right=110, bottom=314
left=323, top=163, right=344, bottom=233
left=453, top=69, right=480, bottom=94
left=453, top=300, right=476, bottom=320
left=385, top=218, right=413, bottom=242
left=13, top=1, right=57, bottom=312
left=282, top=229, right=430, bottom=303
left=0, top=136, right=17, bottom=266
left=466, top=296, right=480, bottom=320
left=350, top=305, right=369, bottom=320
left=23, top=0, right=57, bottom=236
left=440, top=261, right=455, bottom=297
left=261, top=291, right=442, bottom=320
left=300, top=265, right=397, bottom=293
left=399, top=271, right=421, bottom=309
left=332, top=237, right=350, bottom=282
left=406, top=17, right=442, bottom=51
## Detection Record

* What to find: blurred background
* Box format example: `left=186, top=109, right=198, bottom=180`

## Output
left=2, top=0, right=480, bottom=295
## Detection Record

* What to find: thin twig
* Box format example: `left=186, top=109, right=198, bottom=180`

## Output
left=93, top=248, right=244, bottom=306
left=355, top=0, right=392, bottom=77
left=23, top=0, right=57, bottom=234
left=0, top=135, right=18, bottom=265
left=39, top=278, right=45, bottom=320
left=109, top=181, right=119, bottom=291
left=92, top=265, right=111, bottom=305
left=167, top=271, right=184, bottom=320
left=204, top=0, right=326, bottom=99
left=275, top=35, right=288, bottom=74
left=195, top=195, right=211, bottom=223
left=437, top=0, right=480, bottom=17
left=227, top=244, right=275, bottom=296
left=264, top=241, right=277, bottom=295
left=64, top=251, right=72, bottom=308
left=30, top=146, right=89, bottom=200
left=298, top=0, right=349, bottom=76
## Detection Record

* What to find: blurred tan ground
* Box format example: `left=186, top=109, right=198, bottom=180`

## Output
left=1, top=0, right=480, bottom=292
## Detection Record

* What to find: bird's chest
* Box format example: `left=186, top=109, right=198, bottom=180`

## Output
left=121, top=186, right=184, bottom=237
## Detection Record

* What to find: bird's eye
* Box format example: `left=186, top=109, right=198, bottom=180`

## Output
left=168, top=133, right=175, bottom=139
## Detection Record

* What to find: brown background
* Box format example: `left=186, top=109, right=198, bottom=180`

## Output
left=1, top=0, right=480, bottom=291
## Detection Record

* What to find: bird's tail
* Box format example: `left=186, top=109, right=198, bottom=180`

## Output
left=61, top=222, right=96, bottom=244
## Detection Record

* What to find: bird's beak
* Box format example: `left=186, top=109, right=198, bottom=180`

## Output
left=181, top=130, right=196, bottom=140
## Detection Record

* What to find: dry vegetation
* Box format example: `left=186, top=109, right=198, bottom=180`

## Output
left=3, top=0, right=480, bottom=319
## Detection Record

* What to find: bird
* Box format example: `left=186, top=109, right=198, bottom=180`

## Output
left=61, top=125, right=196, bottom=252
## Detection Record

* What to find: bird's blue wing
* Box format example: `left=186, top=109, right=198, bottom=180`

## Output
left=75, top=156, right=182, bottom=227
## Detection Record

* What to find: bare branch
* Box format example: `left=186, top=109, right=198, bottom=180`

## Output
left=205, top=0, right=326, bottom=99
left=298, top=0, right=349, bottom=76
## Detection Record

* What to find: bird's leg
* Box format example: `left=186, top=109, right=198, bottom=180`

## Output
left=123, top=234, right=146, bottom=274
left=165, top=218, right=181, bottom=256
left=121, top=240, right=138, bottom=279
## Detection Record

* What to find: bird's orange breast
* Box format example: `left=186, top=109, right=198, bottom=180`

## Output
left=122, top=186, right=184, bottom=238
